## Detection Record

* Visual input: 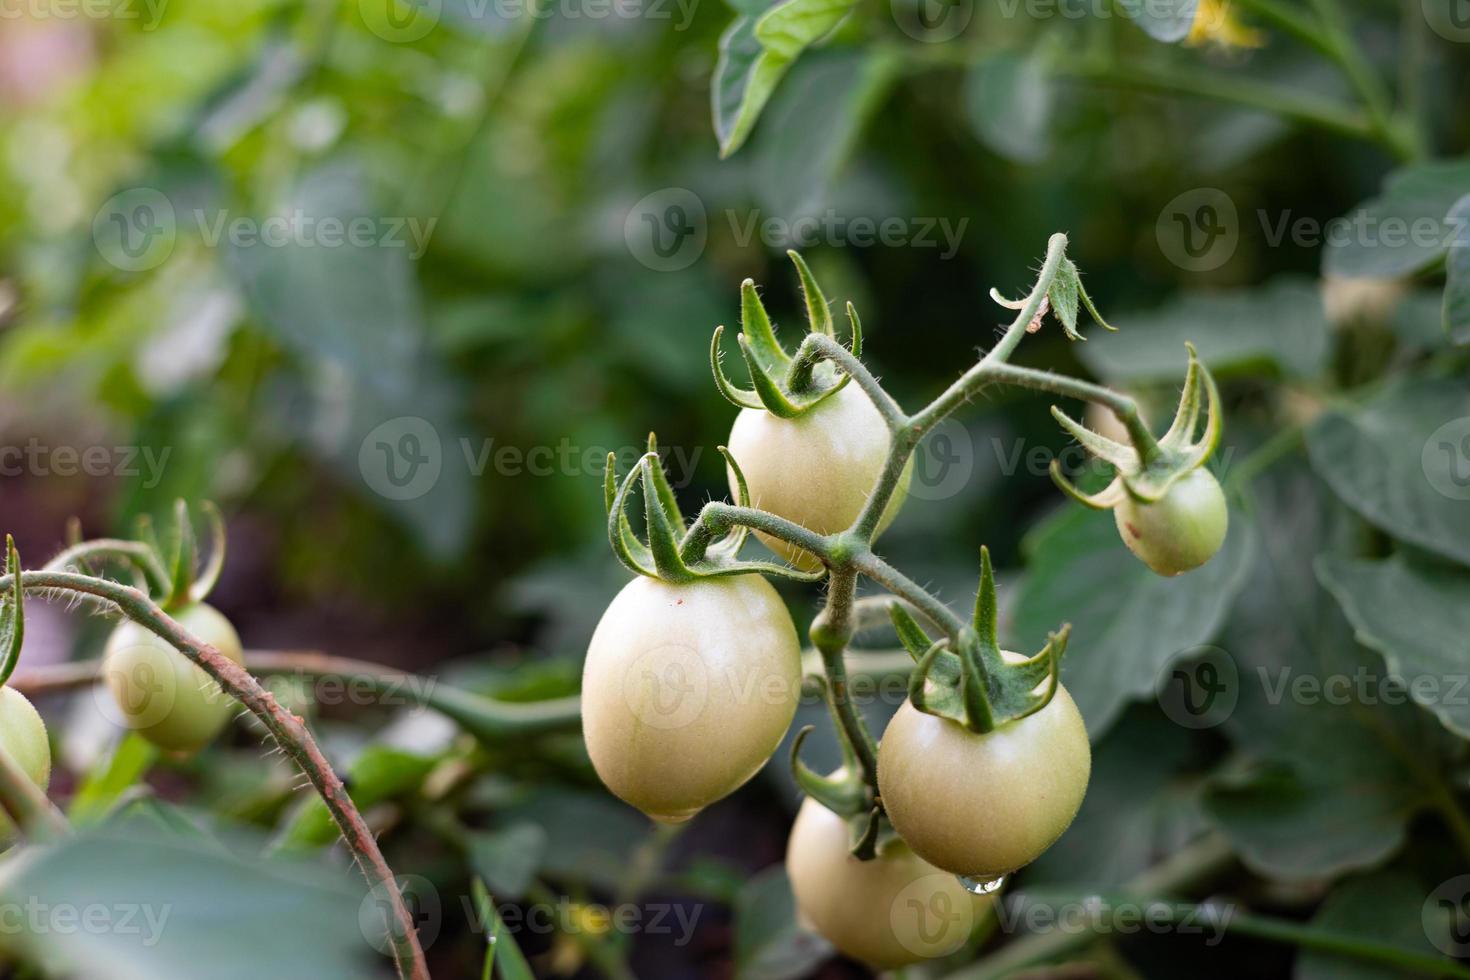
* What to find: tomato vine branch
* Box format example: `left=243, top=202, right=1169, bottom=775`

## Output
left=0, top=570, right=430, bottom=980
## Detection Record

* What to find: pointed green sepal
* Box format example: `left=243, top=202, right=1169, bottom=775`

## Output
left=709, top=326, right=765, bottom=410
left=787, top=251, right=834, bottom=338
left=0, top=536, right=24, bottom=687
left=165, top=499, right=197, bottom=610
left=739, top=279, right=789, bottom=372
left=189, top=502, right=227, bottom=604
left=790, top=723, right=866, bottom=818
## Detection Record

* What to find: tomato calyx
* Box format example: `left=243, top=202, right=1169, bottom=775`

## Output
left=891, top=547, right=1070, bottom=734
left=789, top=674, right=891, bottom=859
left=710, top=251, right=862, bottom=419
left=1049, top=342, right=1223, bottom=510
left=604, top=435, right=824, bottom=585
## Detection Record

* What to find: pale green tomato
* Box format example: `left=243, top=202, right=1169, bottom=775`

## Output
left=727, top=384, right=912, bottom=571
left=1114, top=468, right=1228, bottom=576
left=102, top=603, right=244, bottom=753
left=0, top=686, right=51, bottom=791
left=878, top=683, right=1090, bottom=880
left=581, top=574, right=800, bottom=823
left=786, top=793, right=991, bottom=968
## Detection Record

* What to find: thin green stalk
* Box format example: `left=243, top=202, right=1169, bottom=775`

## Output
left=1057, top=61, right=1376, bottom=143
left=980, top=361, right=1162, bottom=464
left=0, top=570, right=429, bottom=980
left=810, top=569, right=880, bottom=789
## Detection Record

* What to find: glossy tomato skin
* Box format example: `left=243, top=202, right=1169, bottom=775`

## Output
left=0, top=686, right=51, bottom=791
left=786, top=794, right=988, bottom=968
left=581, top=574, right=801, bottom=823
left=1113, top=468, right=1228, bottom=576
left=727, top=384, right=911, bottom=570
left=878, top=684, right=1090, bottom=880
left=103, top=603, right=245, bottom=753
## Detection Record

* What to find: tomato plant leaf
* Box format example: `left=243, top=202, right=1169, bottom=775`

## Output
left=1296, top=872, right=1455, bottom=980
left=1317, top=553, right=1470, bottom=739
left=1024, top=708, right=1208, bottom=889
left=1012, top=500, right=1254, bottom=738
left=1443, top=193, right=1470, bottom=345
left=0, top=826, right=372, bottom=978
left=712, top=0, right=859, bottom=158
left=1306, top=375, right=1470, bottom=568
left=1322, top=159, right=1470, bottom=279
left=963, top=50, right=1054, bottom=164
left=68, top=733, right=159, bottom=828
left=467, top=823, right=548, bottom=901
left=1078, top=279, right=1330, bottom=381
left=733, top=865, right=831, bottom=980
left=1200, top=466, right=1457, bottom=880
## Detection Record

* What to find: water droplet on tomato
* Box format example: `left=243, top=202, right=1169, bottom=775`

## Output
left=957, top=874, right=1006, bottom=895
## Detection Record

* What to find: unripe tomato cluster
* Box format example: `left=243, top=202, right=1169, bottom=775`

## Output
left=102, top=602, right=244, bottom=753
left=584, top=266, right=1227, bottom=968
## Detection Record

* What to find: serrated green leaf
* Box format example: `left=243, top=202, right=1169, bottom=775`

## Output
left=1200, top=465, right=1456, bottom=880
left=1013, top=502, right=1254, bottom=737
left=1306, top=375, right=1470, bottom=567
left=1323, top=159, right=1470, bottom=279
left=1317, top=554, right=1470, bottom=739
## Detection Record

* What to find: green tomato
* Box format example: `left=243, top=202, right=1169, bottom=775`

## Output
left=1114, top=468, right=1228, bottom=576
left=0, top=686, right=51, bottom=791
left=102, top=603, right=244, bottom=753
left=878, top=683, right=1090, bottom=880
left=786, top=793, right=991, bottom=968
left=581, top=574, right=801, bottom=823
left=727, top=384, right=912, bottom=571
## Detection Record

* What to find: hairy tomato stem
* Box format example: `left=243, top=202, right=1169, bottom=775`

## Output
left=0, top=570, right=430, bottom=980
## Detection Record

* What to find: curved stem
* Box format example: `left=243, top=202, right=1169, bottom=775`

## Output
left=809, top=569, right=880, bottom=790
left=980, top=361, right=1162, bottom=463
left=0, top=743, right=69, bottom=842
left=42, top=540, right=170, bottom=598
left=11, top=650, right=582, bottom=741
left=0, top=571, right=429, bottom=980
left=695, top=503, right=835, bottom=563
left=795, top=334, right=906, bottom=429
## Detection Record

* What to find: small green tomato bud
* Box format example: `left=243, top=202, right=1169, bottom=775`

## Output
left=1113, top=468, right=1228, bottom=576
